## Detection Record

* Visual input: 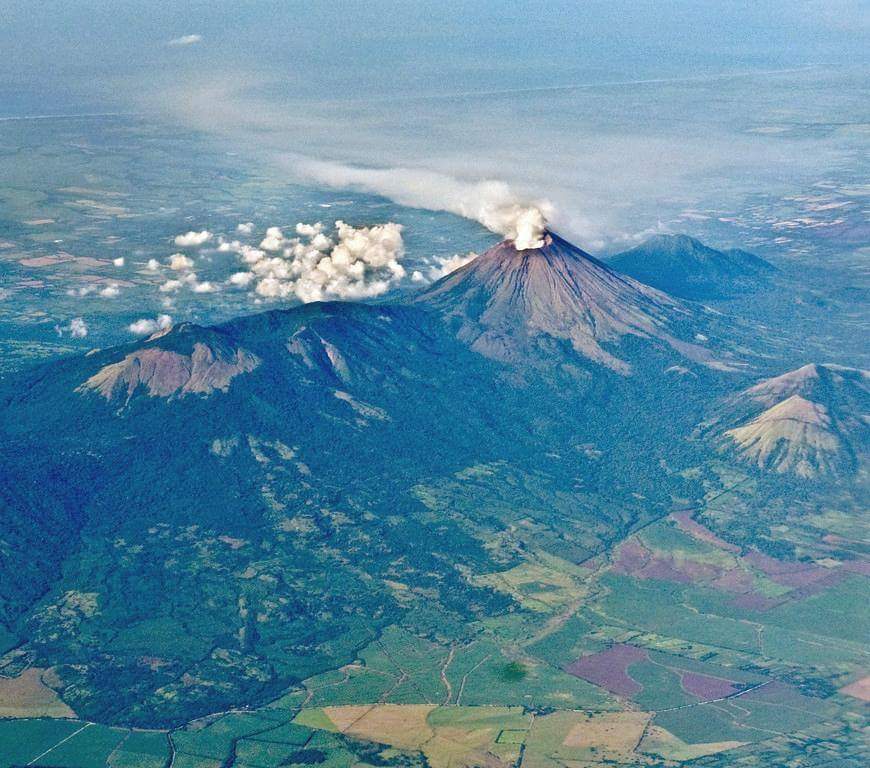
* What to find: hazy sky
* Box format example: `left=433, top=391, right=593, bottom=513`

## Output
left=3, top=2, right=868, bottom=80
left=2, top=1, right=868, bottom=246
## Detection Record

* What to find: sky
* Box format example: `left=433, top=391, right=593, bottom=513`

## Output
left=1, top=1, right=868, bottom=247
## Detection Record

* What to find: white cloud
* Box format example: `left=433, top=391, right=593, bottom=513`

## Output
left=146, top=218, right=407, bottom=304
left=229, top=271, right=255, bottom=287
left=56, top=317, right=89, bottom=338
left=67, top=285, right=97, bottom=298
left=225, top=244, right=267, bottom=264
left=226, top=219, right=406, bottom=302
left=159, top=279, right=183, bottom=292
left=67, top=283, right=124, bottom=299
left=259, top=226, right=285, bottom=251
left=174, top=230, right=212, bottom=247
left=236, top=222, right=254, bottom=235
left=295, top=222, right=323, bottom=238
left=311, top=232, right=333, bottom=251
left=242, top=247, right=265, bottom=263
left=112, top=257, right=125, bottom=267
left=168, top=253, right=195, bottom=270
left=129, top=314, right=173, bottom=335
left=427, top=251, right=478, bottom=281
left=146, top=258, right=161, bottom=271
left=158, top=268, right=218, bottom=294
left=168, top=34, right=202, bottom=47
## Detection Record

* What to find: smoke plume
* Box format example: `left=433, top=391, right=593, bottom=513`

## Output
left=290, top=158, right=553, bottom=250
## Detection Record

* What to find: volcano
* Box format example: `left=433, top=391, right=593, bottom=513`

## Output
left=714, top=363, right=870, bottom=478
left=607, top=234, right=776, bottom=300
left=417, top=231, right=725, bottom=374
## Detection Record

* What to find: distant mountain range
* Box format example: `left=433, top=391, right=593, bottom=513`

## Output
left=606, top=234, right=775, bottom=300
left=0, top=230, right=861, bottom=726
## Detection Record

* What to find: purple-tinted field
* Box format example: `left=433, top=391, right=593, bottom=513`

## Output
left=842, top=559, right=870, bottom=576
left=680, top=672, right=740, bottom=700
left=742, top=550, right=830, bottom=588
left=740, top=679, right=819, bottom=708
left=712, top=568, right=755, bottom=593
left=728, top=593, right=781, bottom=611
left=610, top=532, right=849, bottom=616
left=612, top=540, right=721, bottom=584
left=564, top=644, right=648, bottom=696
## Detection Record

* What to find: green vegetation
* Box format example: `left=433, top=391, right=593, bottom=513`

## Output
left=628, top=662, right=695, bottom=711
left=762, top=576, right=870, bottom=644
left=653, top=705, right=759, bottom=745
left=0, top=719, right=86, bottom=767
left=499, top=661, right=528, bottom=682
left=27, top=723, right=127, bottom=768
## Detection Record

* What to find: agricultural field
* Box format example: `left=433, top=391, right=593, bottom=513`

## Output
left=3, top=490, right=868, bottom=768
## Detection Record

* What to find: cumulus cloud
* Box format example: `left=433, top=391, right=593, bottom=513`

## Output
left=259, top=226, right=285, bottom=251
left=159, top=271, right=216, bottom=294
left=174, top=230, right=212, bottom=247
left=136, top=248, right=220, bottom=295
left=67, top=285, right=96, bottom=298
left=159, top=279, right=183, bottom=293
left=240, top=246, right=266, bottom=263
left=168, top=34, right=202, bottom=47
left=295, top=222, right=324, bottom=238
left=222, top=219, right=406, bottom=302
left=67, top=283, right=121, bottom=298
left=229, top=271, right=255, bottom=287
left=427, top=251, right=478, bottom=280
left=291, top=159, right=553, bottom=250
left=168, top=253, right=195, bottom=270
left=112, top=257, right=125, bottom=267
left=236, top=222, right=254, bottom=235
left=56, top=317, right=88, bottom=338
left=129, top=314, right=173, bottom=335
